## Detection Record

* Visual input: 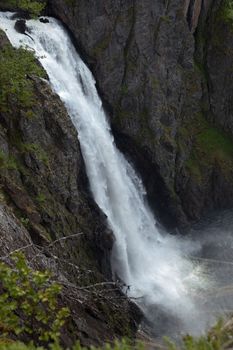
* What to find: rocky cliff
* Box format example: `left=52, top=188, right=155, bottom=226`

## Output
left=46, top=0, right=233, bottom=230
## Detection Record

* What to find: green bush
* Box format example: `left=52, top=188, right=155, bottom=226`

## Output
left=0, top=45, right=46, bottom=114
left=0, top=252, right=70, bottom=344
left=0, top=339, right=143, bottom=350
left=5, top=0, right=46, bottom=17
left=0, top=252, right=233, bottom=350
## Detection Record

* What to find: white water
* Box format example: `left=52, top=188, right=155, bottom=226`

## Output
left=0, top=13, right=217, bottom=336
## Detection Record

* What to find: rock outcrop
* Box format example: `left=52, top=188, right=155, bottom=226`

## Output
left=44, top=0, right=233, bottom=230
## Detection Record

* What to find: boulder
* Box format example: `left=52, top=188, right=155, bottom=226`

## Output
left=14, top=19, right=27, bottom=34
left=39, top=17, right=50, bottom=23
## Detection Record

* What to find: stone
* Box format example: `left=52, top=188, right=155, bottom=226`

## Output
left=39, top=17, right=50, bottom=23
left=14, top=19, right=27, bottom=34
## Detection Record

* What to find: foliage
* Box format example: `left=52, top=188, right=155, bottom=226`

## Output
left=0, top=339, right=143, bottom=350
left=5, top=0, right=46, bottom=17
left=0, top=253, right=70, bottom=344
left=36, top=193, right=46, bottom=204
left=0, top=45, right=45, bottom=114
left=164, top=319, right=233, bottom=350
left=1, top=253, right=233, bottom=350
left=180, top=114, right=233, bottom=181
left=197, top=127, right=233, bottom=159
left=218, top=0, right=233, bottom=23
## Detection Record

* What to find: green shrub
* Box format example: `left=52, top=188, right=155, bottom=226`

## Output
left=0, top=252, right=70, bottom=344
left=164, top=319, right=233, bottom=350
left=0, top=45, right=45, bottom=114
left=219, top=0, right=233, bottom=23
left=5, top=0, right=46, bottom=17
left=0, top=339, right=143, bottom=350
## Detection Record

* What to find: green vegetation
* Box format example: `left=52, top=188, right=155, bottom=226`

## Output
left=218, top=0, right=233, bottom=23
left=0, top=45, right=45, bottom=114
left=165, top=319, right=233, bottom=350
left=36, top=193, right=46, bottom=204
left=20, top=217, right=30, bottom=227
left=181, top=114, right=233, bottom=181
left=1, top=318, right=233, bottom=350
left=19, top=143, right=49, bottom=165
left=197, top=127, right=233, bottom=159
left=0, top=339, right=142, bottom=350
left=0, top=252, right=69, bottom=344
left=0, top=151, right=18, bottom=170
left=1, top=253, right=233, bottom=350
left=160, top=15, right=171, bottom=23
left=5, top=0, right=46, bottom=17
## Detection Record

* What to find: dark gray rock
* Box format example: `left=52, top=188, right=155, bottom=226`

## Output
left=14, top=19, right=27, bottom=34
left=39, top=17, right=49, bottom=23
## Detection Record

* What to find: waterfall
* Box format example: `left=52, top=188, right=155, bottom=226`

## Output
left=0, top=13, right=216, bottom=336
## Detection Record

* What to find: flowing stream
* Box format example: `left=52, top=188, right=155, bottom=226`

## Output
left=1, top=13, right=232, bottom=338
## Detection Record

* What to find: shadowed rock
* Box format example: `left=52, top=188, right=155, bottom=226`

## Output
left=14, top=19, right=34, bottom=41
left=40, top=17, right=50, bottom=23
left=14, top=19, right=27, bottom=34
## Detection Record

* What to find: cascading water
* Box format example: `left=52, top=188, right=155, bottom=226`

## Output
left=0, top=12, right=226, bottom=337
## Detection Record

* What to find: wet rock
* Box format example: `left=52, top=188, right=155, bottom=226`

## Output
left=39, top=17, right=50, bottom=23
left=14, top=19, right=27, bottom=34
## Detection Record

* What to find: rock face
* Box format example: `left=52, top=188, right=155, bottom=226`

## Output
left=0, top=30, right=141, bottom=345
left=46, top=0, right=233, bottom=229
